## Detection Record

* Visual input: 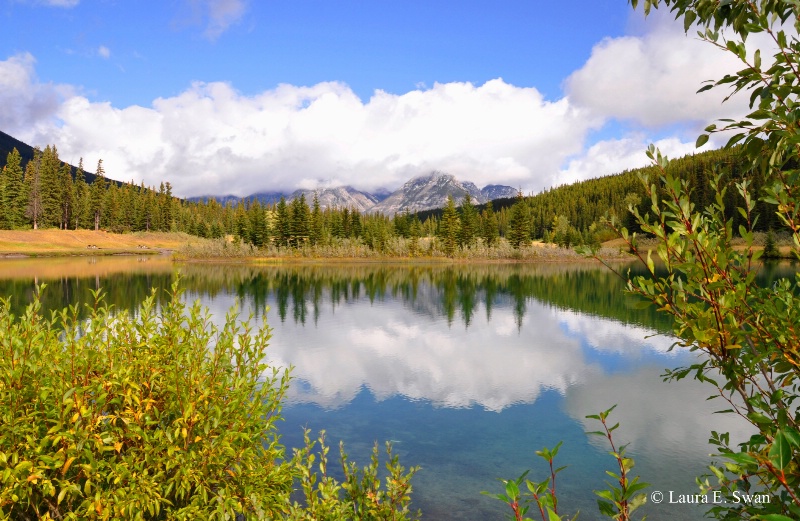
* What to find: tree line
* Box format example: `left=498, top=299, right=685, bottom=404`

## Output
left=0, top=144, right=777, bottom=256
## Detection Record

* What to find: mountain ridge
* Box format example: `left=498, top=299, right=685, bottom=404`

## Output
left=192, top=172, right=517, bottom=214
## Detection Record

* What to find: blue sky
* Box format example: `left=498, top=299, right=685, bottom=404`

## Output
left=0, top=0, right=750, bottom=197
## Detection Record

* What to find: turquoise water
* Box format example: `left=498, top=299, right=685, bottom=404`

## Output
left=0, top=257, right=768, bottom=520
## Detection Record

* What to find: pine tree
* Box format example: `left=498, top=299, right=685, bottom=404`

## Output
left=290, top=194, right=310, bottom=246
left=275, top=197, right=290, bottom=246
left=58, top=162, right=74, bottom=229
left=233, top=201, right=248, bottom=241
left=24, top=151, right=43, bottom=230
left=1, top=148, right=25, bottom=228
left=39, top=145, right=62, bottom=228
left=508, top=192, right=531, bottom=249
left=73, top=160, right=88, bottom=229
left=458, top=193, right=478, bottom=248
left=350, top=209, right=362, bottom=238
left=88, top=159, right=107, bottom=231
left=439, top=195, right=460, bottom=257
left=763, top=229, right=780, bottom=259
left=310, top=193, right=323, bottom=245
left=481, top=200, right=499, bottom=247
left=409, top=215, right=422, bottom=256
left=248, top=200, right=268, bottom=247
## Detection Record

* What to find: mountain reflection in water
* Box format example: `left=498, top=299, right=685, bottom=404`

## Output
left=0, top=256, right=775, bottom=520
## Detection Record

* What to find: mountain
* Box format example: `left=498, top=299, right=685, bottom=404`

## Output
left=290, top=186, right=379, bottom=213
left=191, top=172, right=516, bottom=214
left=481, top=184, right=519, bottom=200
left=369, top=171, right=496, bottom=214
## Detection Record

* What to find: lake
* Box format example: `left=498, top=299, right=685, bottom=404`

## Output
left=0, top=255, right=776, bottom=520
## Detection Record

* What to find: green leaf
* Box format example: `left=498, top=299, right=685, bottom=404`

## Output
left=769, top=431, right=791, bottom=470
left=696, top=134, right=710, bottom=148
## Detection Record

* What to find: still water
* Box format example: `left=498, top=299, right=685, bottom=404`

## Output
left=1, top=256, right=779, bottom=520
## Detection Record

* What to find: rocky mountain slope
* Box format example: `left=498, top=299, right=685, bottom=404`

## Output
left=193, top=171, right=516, bottom=214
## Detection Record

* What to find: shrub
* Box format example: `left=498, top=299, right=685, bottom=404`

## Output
left=0, top=281, right=419, bottom=520
left=0, top=281, right=293, bottom=519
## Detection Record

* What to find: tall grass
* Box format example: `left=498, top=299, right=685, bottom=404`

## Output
left=176, top=236, right=629, bottom=262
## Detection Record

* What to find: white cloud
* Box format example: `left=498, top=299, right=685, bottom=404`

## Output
left=185, top=0, right=247, bottom=40
left=565, top=12, right=752, bottom=128
left=97, top=46, right=111, bottom=59
left=557, top=135, right=709, bottom=186
left=34, top=78, right=602, bottom=197
left=3, top=10, right=781, bottom=199
left=0, top=53, right=73, bottom=140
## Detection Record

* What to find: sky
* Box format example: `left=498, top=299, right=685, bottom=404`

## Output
left=0, top=0, right=753, bottom=198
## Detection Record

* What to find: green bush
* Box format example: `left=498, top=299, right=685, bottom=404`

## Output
left=0, top=281, right=418, bottom=520
left=0, top=281, right=293, bottom=519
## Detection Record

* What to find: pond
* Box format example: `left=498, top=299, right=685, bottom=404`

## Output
left=0, top=255, right=776, bottom=520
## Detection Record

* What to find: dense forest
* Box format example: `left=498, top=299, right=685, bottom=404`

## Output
left=0, top=142, right=778, bottom=255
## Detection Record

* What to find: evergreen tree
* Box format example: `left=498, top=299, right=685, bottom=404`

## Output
left=290, top=194, right=310, bottom=246
left=1, top=149, right=25, bottom=228
left=58, top=162, right=74, bottom=229
left=508, top=192, right=531, bottom=249
left=481, top=201, right=499, bottom=247
left=233, top=201, right=248, bottom=241
left=88, top=159, right=107, bottom=231
left=350, top=209, right=362, bottom=239
left=161, top=182, right=174, bottom=231
left=439, top=195, right=460, bottom=257
left=24, top=150, right=43, bottom=230
left=274, top=197, right=290, bottom=246
left=409, top=215, right=422, bottom=256
left=458, top=193, right=479, bottom=247
left=73, top=160, right=88, bottom=230
left=248, top=200, right=269, bottom=247
left=310, top=193, right=323, bottom=245
left=763, top=229, right=780, bottom=259
left=39, top=146, right=62, bottom=228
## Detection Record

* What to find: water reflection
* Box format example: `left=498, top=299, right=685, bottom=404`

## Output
left=0, top=256, right=788, bottom=520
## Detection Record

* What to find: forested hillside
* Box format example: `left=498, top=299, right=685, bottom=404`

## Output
left=0, top=140, right=778, bottom=255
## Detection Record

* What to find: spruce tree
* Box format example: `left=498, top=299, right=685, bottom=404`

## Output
left=481, top=200, right=499, bottom=247
left=88, top=159, right=107, bottom=231
left=458, top=193, right=478, bottom=248
left=1, top=149, right=25, bottom=228
left=763, top=230, right=780, bottom=259
left=350, top=209, right=362, bottom=239
left=508, top=192, right=531, bottom=249
left=248, top=200, right=268, bottom=247
left=73, top=160, right=88, bottom=229
left=58, top=162, right=74, bottom=229
left=275, top=197, right=290, bottom=246
left=39, top=145, right=62, bottom=228
left=24, top=150, right=43, bottom=230
left=310, top=193, right=323, bottom=245
left=439, top=195, right=460, bottom=257
left=290, top=194, right=310, bottom=246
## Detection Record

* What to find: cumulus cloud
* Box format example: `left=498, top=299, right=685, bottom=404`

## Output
left=565, top=12, right=754, bottom=128
left=36, top=78, right=601, bottom=197
left=556, top=134, right=709, bottom=186
left=0, top=53, right=73, bottom=140
left=3, top=9, right=780, bottom=199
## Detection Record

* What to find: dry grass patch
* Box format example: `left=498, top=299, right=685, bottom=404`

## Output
left=0, top=230, right=210, bottom=256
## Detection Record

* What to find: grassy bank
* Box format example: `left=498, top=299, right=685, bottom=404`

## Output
left=0, top=230, right=212, bottom=257
left=174, top=236, right=634, bottom=263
